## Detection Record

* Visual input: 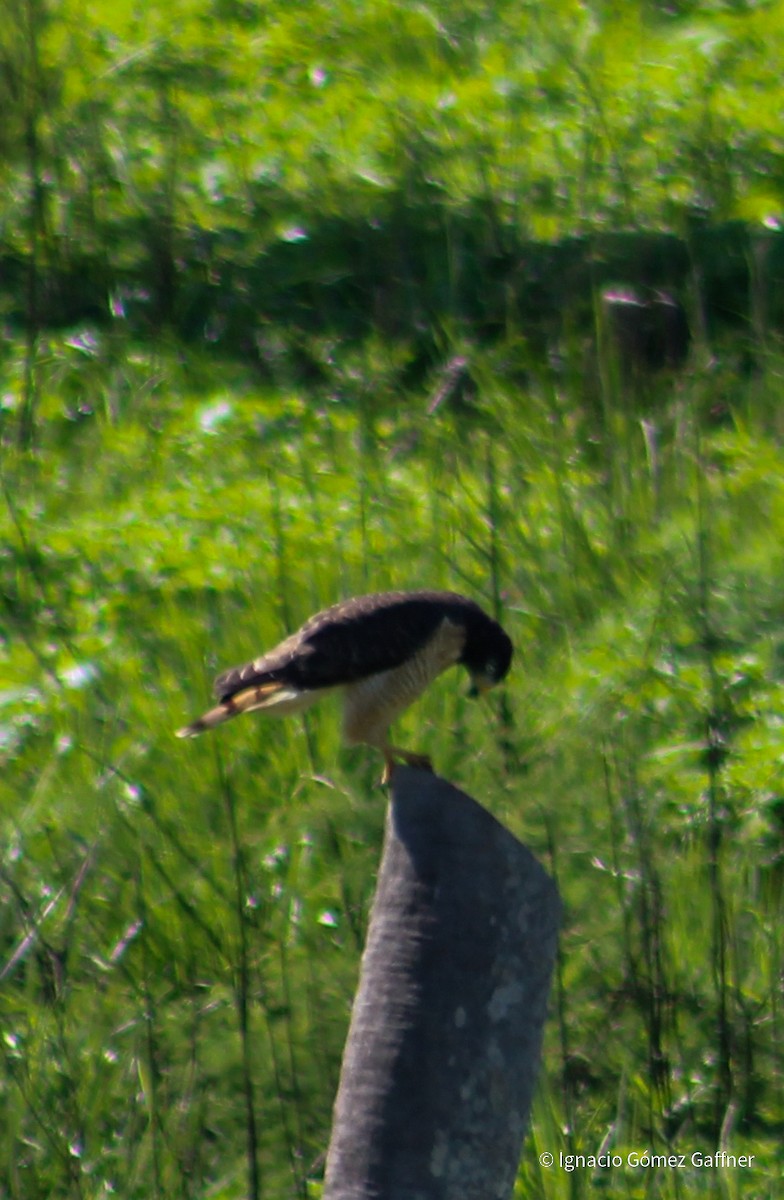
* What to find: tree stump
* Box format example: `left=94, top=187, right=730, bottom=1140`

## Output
left=323, top=766, right=561, bottom=1200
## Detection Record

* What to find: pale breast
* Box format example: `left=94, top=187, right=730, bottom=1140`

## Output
left=341, top=617, right=465, bottom=747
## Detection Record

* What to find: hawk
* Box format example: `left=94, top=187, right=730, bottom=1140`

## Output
left=176, top=590, right=512, bottom=782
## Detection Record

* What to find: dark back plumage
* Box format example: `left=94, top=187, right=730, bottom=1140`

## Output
left=214, top=590, right=512, bottom=700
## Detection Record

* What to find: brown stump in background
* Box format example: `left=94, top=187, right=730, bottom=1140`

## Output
left=323, top=767, right=561, bottom=1200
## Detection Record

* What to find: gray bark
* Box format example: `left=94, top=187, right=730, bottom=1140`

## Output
left=323, top=766, right=561, bottom=1200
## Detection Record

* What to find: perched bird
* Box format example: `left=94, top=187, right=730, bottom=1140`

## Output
left=176, top=590, right=513, bottom=782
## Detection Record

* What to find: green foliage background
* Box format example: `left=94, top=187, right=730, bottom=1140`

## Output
left=2, top=0, right=784, bottom=1197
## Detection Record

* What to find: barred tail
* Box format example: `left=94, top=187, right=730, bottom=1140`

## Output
left=175, top=681, right=288, bottom=738
left=176, top=703, right=236, bottom=738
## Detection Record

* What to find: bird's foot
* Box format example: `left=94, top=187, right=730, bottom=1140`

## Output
left=401, top=750, right=434, bottom=772
left=381, top=748, right=434, bottom=786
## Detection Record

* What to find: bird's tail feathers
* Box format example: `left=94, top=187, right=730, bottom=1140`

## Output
left=175, top=681, right=293, bottom=738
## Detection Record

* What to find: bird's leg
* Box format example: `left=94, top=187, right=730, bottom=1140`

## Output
left=381, top=753, right=396, bottom=787
left=381, top=744, right=434, bottom=786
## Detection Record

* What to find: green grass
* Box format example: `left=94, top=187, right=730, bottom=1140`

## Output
left=3, top=1, right=784, bottom=1194
left=5, top=0, right=784, bottom=251
left=1, top=326, right=783, bottom=1197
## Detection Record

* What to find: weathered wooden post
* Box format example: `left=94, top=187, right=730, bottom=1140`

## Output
left=323, top=766, right=560, bottom=1200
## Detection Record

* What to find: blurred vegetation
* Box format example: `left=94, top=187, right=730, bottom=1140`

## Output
left=2, top=0, right=784, bottom=1197
left=3, top=0, right=784, bottom=359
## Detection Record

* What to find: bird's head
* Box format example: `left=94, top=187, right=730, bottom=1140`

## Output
left=463, top=614, right=513, bottom=698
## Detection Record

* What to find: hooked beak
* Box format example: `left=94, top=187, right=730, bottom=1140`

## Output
left=467, top=673, right=495, bottom=699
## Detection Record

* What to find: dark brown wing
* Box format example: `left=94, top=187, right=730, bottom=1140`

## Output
left=213, top=590, right=481, bottom=701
